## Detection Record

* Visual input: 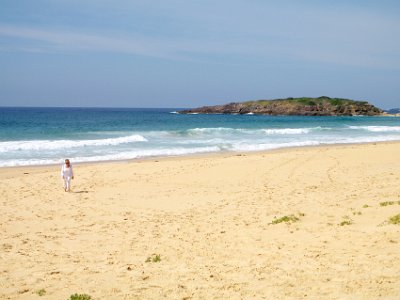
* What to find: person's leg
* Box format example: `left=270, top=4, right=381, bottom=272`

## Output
left=63, top=177, right=68, bottom=191
left=66, top=177, right=71, bottom=192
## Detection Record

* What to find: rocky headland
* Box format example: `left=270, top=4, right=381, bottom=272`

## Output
left=384, top=108, right=400, bottom=117
left=180, top=96, right=384, bottom=116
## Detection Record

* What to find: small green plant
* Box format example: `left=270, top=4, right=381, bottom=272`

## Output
left=145, top=254, right=161, bottom=263
left=388, top=214, right=400, bottom=225
left=339, top=216, right=353, bottom=226
left=36, top=289, right=46, bottom=296
left=352, top=211, right=362, bottom=216
left=362, top=204, right=369, bottom=208
left=69, top=293, right=92, bottom=300
left=340, top=220, right=352, bottom=226
left=380, top=201, right=400, bottom=207
left=271, top=214, right=300, bottom=225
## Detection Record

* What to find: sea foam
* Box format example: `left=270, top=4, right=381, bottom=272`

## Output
left=0, top=146, right=220, bottom=167
left=262, top=128, right=312, bottom=135
left=186, top=127, right=313, bottom=136
left=348, top=126, right=400, bottom=132
left=1, top=107, right=400, bottom=167
left=0, top=134, right=147, bottom=152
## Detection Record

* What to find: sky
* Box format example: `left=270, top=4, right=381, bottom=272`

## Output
left=0, top=0, right=399, bottom=109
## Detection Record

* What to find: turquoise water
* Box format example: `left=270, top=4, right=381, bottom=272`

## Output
left=1, top=107, right=400, bottom=167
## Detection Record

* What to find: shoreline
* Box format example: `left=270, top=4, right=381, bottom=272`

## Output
left=2, top=139, right=400, bottom=173
left=2, top=109, right=399, bottom=170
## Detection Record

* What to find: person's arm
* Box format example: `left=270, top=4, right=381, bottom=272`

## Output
left=71, top=165, right=74, bottom=179
left=61, top=165, right=64, bottom=178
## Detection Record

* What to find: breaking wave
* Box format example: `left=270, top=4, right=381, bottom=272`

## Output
left=348, top=126, right=400, bottom=132
left=0, top=134, right=147, bottom=152
left=185, top=127, right=318, bottom=136
left=262, top=128, right=312, bottom=135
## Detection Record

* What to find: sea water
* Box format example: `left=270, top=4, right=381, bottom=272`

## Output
left=1, top=107, right=400, bottom=167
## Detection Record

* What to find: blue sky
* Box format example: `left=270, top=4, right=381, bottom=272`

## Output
left=0, top=0, right=399, bottom=109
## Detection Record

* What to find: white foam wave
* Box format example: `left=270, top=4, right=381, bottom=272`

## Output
left=187, top=127, right=319, bottom=136
left=231, top=135, right=400, bottom=152
left=231, top=141, right=321, bottom=152
left=2, top=133, right=400, bottom=167
left=262, top=128, right=311, bottom=135
left=335, top=135, right=400, bottom=144
left=73, top=146, right=221, bottom=161
left=0, top=146, right=220, bottom=167
left=348, top=126, right=400, bottom=132
left=0, top=158, right=63, bottom=167
left=85, top=131, right=137, bottom=136
left=187, top=127, right=235, bottom=135
left=0, top=134, right=147, bottom=152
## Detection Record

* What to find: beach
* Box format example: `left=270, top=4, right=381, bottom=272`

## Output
left=1, top=142, right=400, bottom=299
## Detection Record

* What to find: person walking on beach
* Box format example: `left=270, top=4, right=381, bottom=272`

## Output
left=61, top=159, right=74, bottom=192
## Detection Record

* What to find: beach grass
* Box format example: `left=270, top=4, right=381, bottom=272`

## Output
left=388, top=214, right=400, bottom=225
left=69, top=293, right=92, bottom=300
left=271, top=214, right=300, bottom=225
left=36, top=289, right=46, bottom=296
left=339, top=216, right=353, bottom=226
left=380, top=201, right=400, bottom=207
left=146, top=254, right=161, bottom=263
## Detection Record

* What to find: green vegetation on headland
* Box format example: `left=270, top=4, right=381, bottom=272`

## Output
left=180, top=96, right=384, bottom=116
left=245, top=96, right=368, bottom=107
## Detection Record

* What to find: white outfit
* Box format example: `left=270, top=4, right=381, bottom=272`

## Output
left=61, top=163, right=74, bottom=191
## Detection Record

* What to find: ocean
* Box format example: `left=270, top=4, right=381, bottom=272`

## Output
left=1, top=107, right=400, bottom=167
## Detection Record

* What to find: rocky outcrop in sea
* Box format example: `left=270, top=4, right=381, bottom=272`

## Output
left=180, top=96, right=384, bottom=116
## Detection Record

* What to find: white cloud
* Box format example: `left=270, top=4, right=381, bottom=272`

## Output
left=0, top=24, right=287, bottom=62
left=0, top=25, right=175, bottom=58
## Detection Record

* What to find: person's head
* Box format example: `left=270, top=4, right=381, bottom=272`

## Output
left=65, top=159, right=70, bottom=166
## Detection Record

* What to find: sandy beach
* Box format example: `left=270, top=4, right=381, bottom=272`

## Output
left=1, top=142, right=400, bottom=299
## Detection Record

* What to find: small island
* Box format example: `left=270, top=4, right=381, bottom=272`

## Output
left=180, top=96, right=384, bottom=116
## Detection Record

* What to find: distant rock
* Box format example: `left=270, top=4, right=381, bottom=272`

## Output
left=385, top=108, right=400, bottom=114
left=180, top=97, right=384, bottom=116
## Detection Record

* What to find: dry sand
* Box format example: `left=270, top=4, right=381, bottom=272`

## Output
left=1, top=142, right=400, bottom=299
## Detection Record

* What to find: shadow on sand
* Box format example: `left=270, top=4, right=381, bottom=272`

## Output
left=73, top=190, right=93, bottom=194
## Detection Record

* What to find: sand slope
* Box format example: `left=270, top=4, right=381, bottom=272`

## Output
left=1, top=143, right=400, bottom=299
